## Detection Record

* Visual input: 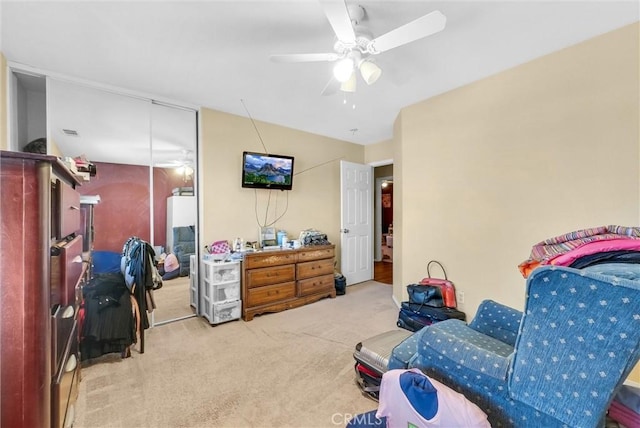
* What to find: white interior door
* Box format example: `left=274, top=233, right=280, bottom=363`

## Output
left=340, top=160, right=373, bottom=285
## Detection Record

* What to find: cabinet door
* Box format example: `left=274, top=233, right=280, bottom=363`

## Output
left=58, top=180, right=80, bottom=239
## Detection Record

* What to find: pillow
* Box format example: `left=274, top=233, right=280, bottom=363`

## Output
left=92, top=250, right=122, bottom=274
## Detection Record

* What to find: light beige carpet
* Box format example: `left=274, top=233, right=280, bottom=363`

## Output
left=74, top=280, right=400, bottom=427
left=151, top=276, right=195, bottom=324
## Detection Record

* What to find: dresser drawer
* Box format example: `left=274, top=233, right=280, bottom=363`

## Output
left=244, top=251, right=297, bottom=269
left=298, top=273, right=335, bottom=297
left=246, top=281, right=296, bottom=307
left=246, top=264, right=295, bottom=288
left=58, top=180, right=80, bottom=239
left=51, top=235, right=84, bottom=308
left=297, top=246, right=334, bottom=262
left=51, top=306, right=75, bottom=374
left=51, top=322, right=79, bottom=428
left=296, top=258, right=334, bottom=280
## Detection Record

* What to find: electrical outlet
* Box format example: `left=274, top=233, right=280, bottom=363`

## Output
left=456, top=290, right=465, bottom=304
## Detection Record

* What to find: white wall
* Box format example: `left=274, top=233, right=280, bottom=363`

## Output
left=0, top=52, right=7, bottom=151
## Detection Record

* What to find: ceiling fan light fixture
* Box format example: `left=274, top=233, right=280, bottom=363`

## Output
left=340, top=72, right=357, bottom=93
left=333, top=57, right=354, bottom=82
left=176, top=165, right=194, bottom=182
left=359, top=60, right=382, bottom=85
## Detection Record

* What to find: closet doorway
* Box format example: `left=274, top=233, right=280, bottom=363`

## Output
left=16, top=72, right=198, bottom=326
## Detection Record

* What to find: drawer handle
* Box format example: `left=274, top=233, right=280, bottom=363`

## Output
left=61, top=305, right=75, bottom=319
left=65, top=354, right=77, bottom=372
left=70, top=205, right=80, bottom=211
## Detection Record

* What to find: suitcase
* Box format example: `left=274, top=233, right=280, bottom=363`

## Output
left=419, top=260, right=457, bottom=308
left=397, top=307, right=433, bottom=332
left=397, top=301, right=466, bottom=332
left=353, top=329, right=413, bottom=400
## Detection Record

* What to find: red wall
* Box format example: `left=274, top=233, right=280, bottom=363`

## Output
left=78, top=162, right=151, bottom=253
left=78, top=162, right=193, bottom=253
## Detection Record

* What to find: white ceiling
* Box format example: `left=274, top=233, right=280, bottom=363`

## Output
left=1, top=1, right=638, bottom=149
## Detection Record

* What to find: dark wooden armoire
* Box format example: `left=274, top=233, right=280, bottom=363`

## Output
left=1, top=151, right=84, bottom=428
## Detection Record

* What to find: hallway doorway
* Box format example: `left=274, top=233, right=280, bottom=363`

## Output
left=374, top=261, right=392, bottom=284
left=374, top=163, right=393, bottom=284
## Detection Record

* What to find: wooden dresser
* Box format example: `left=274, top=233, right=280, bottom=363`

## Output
left=242, top=245, right=336, bottom=321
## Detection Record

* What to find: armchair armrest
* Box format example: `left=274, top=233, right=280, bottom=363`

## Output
left=468, top=299, right=523, bottom=347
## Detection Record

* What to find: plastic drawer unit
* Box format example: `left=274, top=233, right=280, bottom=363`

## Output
left=201, top=260, right=241, bottom=325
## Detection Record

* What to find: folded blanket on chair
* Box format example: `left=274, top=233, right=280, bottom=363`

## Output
left=518, top=225, right=640, bottom=277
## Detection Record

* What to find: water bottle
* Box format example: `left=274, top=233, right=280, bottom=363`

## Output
left=277, top=231, right=287, bottom=247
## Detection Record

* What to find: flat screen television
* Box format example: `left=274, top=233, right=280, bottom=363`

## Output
left=242, top=151, right=295, bottom=191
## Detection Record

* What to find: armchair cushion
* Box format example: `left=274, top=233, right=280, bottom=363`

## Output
left=422, top=319, right=514, bottom=381
left=388, top=329, right=423, bottom=370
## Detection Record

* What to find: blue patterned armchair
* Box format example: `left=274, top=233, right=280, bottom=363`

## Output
left=172, top=226, right=195, bottom=277
left=388, top=266, right=640, bottom=427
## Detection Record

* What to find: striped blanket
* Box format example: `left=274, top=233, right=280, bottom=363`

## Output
left=518, top=225, right=640, bottom=277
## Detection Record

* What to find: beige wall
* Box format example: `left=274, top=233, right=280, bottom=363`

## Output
left=0, top=52, right=7, bottom=151
left=396, top=23, right=639, bottom=319
left=364, top=139, right=393, bottom=164
left=199, top=108, right=364, bottom=265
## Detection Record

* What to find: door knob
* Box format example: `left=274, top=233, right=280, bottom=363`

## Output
left=340, top=228, right=350, bottom=233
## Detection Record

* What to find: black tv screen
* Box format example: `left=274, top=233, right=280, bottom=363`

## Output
left=242, top=151, right=294, bottom=191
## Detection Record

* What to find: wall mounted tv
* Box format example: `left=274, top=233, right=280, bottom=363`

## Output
left=242, top=151, right=295, bottom=191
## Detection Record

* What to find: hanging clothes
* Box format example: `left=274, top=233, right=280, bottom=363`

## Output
left=121, top=237, right=161, bottom=334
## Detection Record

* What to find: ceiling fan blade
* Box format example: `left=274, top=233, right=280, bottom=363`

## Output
left=319, top=0, right=356, bottom=43
left=270, top=53, right=340, bottom=63
left=321, top=76, right=340, bottom=96
left=367, top=10, right=446, bottom=54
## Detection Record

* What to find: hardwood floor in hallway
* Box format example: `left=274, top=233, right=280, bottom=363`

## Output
left=374, top=261, right=393, bottom=284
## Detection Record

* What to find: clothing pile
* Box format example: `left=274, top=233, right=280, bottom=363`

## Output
left=79, top=273, right=137, bottom=360
left=608, top=384, right=640, bottom=427
left=518, top=225, right=640, bottom=278
left=299, top=229, right=331, bottom=246
left=347, top=368, right=490, bottom=428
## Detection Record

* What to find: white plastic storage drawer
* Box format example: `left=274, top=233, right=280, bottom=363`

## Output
left=203, top=300, right=242, bottom=325
left=202, top=260, right=240, bottom=304
left=209, top=281, right=240, bottom=302
left=203, top=260, right=240, bottom=284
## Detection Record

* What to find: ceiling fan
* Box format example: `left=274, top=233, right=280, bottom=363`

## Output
left=270, top=0, right=446, bottom=95
left=154, top=149, right=194, bottom=169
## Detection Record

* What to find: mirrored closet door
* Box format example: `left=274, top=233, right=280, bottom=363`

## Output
left=151, top=102, right=198, bottom=325
left=46, top=76, right=198, bottom=325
